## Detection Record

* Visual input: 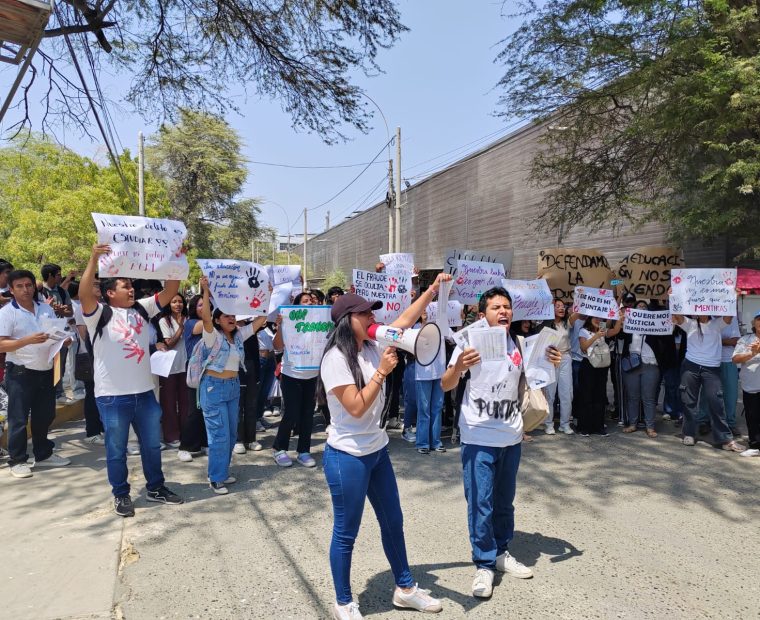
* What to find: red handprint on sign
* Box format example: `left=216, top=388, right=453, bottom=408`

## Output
left=249, top=290, right=266, bottom=309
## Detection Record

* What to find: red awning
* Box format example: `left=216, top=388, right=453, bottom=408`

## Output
left=737, top=268, right=760, bottom=292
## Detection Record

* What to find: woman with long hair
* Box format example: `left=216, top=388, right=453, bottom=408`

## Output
left=320, top=275, right=451, bottom=619
left=272, top=291, right=320, bottom=468
left=541, top=300, right=577, bottom=435
left=154, top=293, right=189, bottom=447
left=177, top=294, right=207, bottom=462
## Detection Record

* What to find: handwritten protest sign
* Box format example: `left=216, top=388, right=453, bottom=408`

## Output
left=93, top=213, right=189, bottom=280
left=537, top=248, right=614, bottom=302
left=623, top=309, right=673, bottom=335
left=426, top=301, right=464, bottom=327
left=197, top=259, right=271, bottom=316
left=379, top=253, right=414, bottom=275
left=572, top=286, right=620, bottom=320
left=268, top=265, right=303, bottom=292
left=279, top=305, right=332, bottom=370
left=616, top=247, right=684, bottom=300
left=444, top=248, right=514, bottom=277
left=670, top=268, right=737, bottom=316
left=268, top=282, right=293, bottom=320
left=502, top=278, right=554, bottom=321
left=352, top=269, right=412, bottom=324
left=451, top=260, right=506, bottom=304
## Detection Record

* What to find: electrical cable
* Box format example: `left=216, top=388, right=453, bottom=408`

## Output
left=249, top=159, right=385, bottom=170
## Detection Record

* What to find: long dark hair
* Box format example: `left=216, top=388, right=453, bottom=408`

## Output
left=321, top=313, right=370, bottom=389
left=158, top=292, right=187, bottom=328
left=187, top=294, right=202, bottom=320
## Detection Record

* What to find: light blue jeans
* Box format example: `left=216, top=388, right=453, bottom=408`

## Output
left=199, top=374, right=240, bottom=483
left=697, top=362, right=738, bottom=428
left=415, top=378, right=443, bottom=450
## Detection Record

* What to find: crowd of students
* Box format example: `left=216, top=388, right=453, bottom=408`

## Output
left=1, top=246, right=759, bottom=620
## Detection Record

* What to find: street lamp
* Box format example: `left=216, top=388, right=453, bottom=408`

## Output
left=265, top=200, right=292, bottom=263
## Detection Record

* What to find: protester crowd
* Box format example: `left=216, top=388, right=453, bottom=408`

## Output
left=1, top=239, right=758, bottom=620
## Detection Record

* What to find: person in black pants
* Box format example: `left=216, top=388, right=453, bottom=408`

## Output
left=731, top=313, right=760, bottom=457
left=178, top=295, right=208, bottom=463
left=235, top=318, right=262, bottom=454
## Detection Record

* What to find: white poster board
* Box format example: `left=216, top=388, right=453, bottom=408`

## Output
left=267, top=282, right=294, bottom=320
left=623, top=309, right=673, bottom=335
left=502, top=278, right=554, bottom=321
left=571, top=286, right=620, bottom=320
left=279, top=305, right=333, bottom=371
left=197, top=259, right=271, bottom=316
left=444, top=248, right=514, bottom=277
left=426, top=300, right=464, bottom=328
left=268, top=265, right=303, bottom=293
left=352, top=269, right=412, bottom=325
left=92, top=213, right=189, bottom=280
left=451, top=260, right=506, bottom=305
left=379, top=253, right=414, bottom=275
left=522, top=328, right=560, bottom=389
left=670, top=268, right=737, bottom=316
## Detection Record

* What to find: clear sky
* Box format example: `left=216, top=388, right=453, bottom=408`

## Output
left=0, top=1, right=524, bottom=238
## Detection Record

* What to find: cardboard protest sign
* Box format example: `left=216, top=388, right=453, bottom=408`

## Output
left=670, top=268, right=737, bottom=316
left=616, top=247, right=684, bottom=300
left=197, top=259, right=271, bottom=316
left=352, top=269, right=412, bottom=324
left=379, top=253, right=415, bottom=275
left=444, top=248, right=514, bottom=277
left=502, top=278, right=554, bottom=321
left=93, top=213, right=189, bottom=280
left=279, top=305, right=332, bottom=370
left=623, top=309, right=673, bottom=335
left=451, top=260, right=506, bottom=305
left=572, top=286, right=620, bottom=320
left=537, top=248, right=615, bottom=302
left=426, top=301, right=464, bottom=327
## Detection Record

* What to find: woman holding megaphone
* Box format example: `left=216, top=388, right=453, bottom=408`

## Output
left=319, top=273, right=451, bottom=620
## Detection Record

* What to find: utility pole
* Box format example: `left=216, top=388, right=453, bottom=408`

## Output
left=387, top=158, right=395, bottom=252
left=394, top=126, right=402, bottom=252
left=138, top=131, right=145, bottom=216
left=272, top=230, right=277, bottom=265
left=325, top=210, right=330, bottom=231
left=251, top=239, right=255, bottom=263
left=303, top=208, right=308, bottom=289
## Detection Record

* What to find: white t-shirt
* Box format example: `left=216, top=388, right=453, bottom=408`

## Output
left=449, top=339, right=523, bottom=448
left=201, top=323, right=254, bottom=372
left=83, top=296, right=161, bottom=397
left=734, top=334, right=760, bottom=393
left=630, top=335, right=657, bottom=365
left=0, top=300, right=58, bottom=370
left=578, top=328, right=594, bottom=359
left=720, top=317, right=741, bottom=364
left=258, top=327, right=274, bottom=352
left=681, top=317, right=725, bottom=368
left=321, top=344, right=388, bottom=456
left=158, top=316, right=189, bottom=374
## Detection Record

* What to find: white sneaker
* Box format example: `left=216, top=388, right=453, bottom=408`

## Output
left=272, top=407, right=281, bottom=416
left=177, top=450, right=193, bottom=462
left=471, top=568, right=494, bottom=598
left=495, top=551, right=533, bottom=578
left=386, top=417, right=402, bottom=430
left=0, top=448, right=9, bottom=460
left=35, top=453, right=71, bottom=468
left=740, top=448, right=760, bottom=457
left=233, top=442, right=246, bottom=455
left=209, top=475, right=237, bottom=485
left=559, top=424, right=575, bottom=435
left=263, top=408, right=274, bottom=417
left=544, top=424, right=556, bottom=435
left=127, top=443, right=140, bottom=456
left=10, top=463, right=33, bottom=478
left=166, top=440, right=181, bottom=449
left=84, top=433, right=105, bottom=445
left=247, top=442, right=263, bottom=451
left=332, top=601, right=363, bottom=620
left=392, top=584, right=442, bottom=613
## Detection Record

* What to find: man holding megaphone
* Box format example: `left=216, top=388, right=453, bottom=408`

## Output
left=319, top=273, right=451, bottom=620
left=442, top=286, right=561, bottom=600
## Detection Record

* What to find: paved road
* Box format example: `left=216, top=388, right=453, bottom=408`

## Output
left=2, top=416, right=758, bottom=619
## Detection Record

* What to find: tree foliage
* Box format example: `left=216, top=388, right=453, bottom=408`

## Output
left=10, top=0, right=406, bottom=143
left=147, top=108, right=261, bottom=260
left=497, top=0, right=760, bottom=256
left=0, top=134, right=168, bottom=272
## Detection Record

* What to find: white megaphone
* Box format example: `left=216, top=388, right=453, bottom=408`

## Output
left=367, top=323, right=442, bottom=367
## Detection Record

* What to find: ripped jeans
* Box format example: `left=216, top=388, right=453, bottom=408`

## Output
left=679, top=359, right=732, bottom=444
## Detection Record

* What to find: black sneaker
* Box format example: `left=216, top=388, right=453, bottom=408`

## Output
left=114, top=495, right=135, bottom=517
left=146, top=486, right=184, bottom=505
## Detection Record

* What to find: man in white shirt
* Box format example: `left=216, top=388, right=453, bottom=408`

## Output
left=80, top=244, right=184, bottom=517
left=0, top=269, right=72, bottom=478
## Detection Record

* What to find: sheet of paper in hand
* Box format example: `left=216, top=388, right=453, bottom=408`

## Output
left=572, top=286, right=620, bottom=320
left=502, top=278, right=554, bottom=321
left=669, top=268, right=737, bottom=316
left=197, top=259, right=272, bottom=316
left=451, top=260, right=506, bottom=304
left=379, top=253, right=415, bottom=275
left=451, top=318, right=489, bottom=351
left=92, top=213, right=189, bottom=280
left=150, top=350, right=177, bottom=378
left=279, top=306, right=333, bottom=370
left=40, top=317, right=70, bottom=340
left=522, top=328, right=560, bottom=390
left=468, top=326, right=507, bottom=363
left=623, top=309, right=673, bottom=335
left=352, top=269, right=412, bottom=325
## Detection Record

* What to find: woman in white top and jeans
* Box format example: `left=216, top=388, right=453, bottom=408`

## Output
left=671, top=312, right=744, bottom=451
left=320, top=275, right=450, bottom=620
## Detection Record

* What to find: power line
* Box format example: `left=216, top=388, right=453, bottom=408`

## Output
left=249, top=159, right=384, bottom=170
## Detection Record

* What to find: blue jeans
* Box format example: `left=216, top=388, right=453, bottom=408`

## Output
left=461, top=442, right=521, bottom=570
left=402, top=361, right=417, bottom=430
left=200, top=374, right=240, bottom=483
left=697, top=361, right=738, bottom=428
left=416, top=378, right=443, bottom=449
left=323, top=444, right=414, bottom=605
left=96, top=390, right=165, bottom=497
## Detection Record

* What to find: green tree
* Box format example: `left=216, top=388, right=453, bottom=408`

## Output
left=497, top=0, right=760, bottom=255
left=322, top=269, right=348, bottom=291
left=147, top=109, right=261, bottom=259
